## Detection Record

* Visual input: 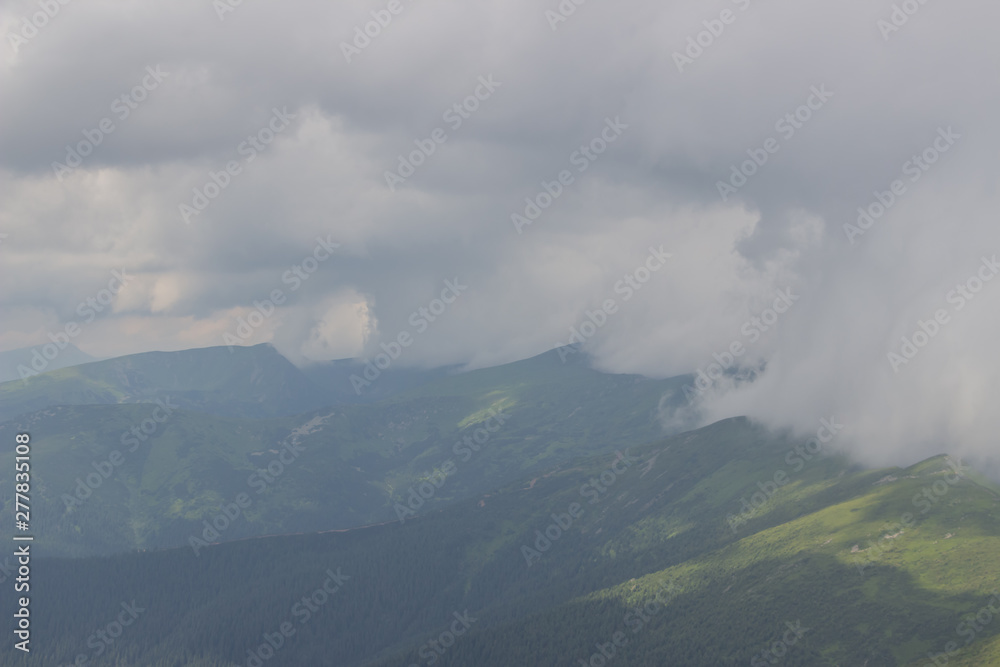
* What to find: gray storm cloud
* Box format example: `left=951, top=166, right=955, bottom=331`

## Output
left=0, top=0, right=998, bottom=466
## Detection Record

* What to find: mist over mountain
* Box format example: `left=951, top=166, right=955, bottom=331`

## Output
left=2, top=0, right=998, bottom=664
left=3, top=0, right=999, bottom=468
left=0, top=343, right=329, bottom=421
left=0, top=342, right=997, bottom=665
left=0, top=343, right=97, bottom=383
left=0, top=344, right=690, bottom=557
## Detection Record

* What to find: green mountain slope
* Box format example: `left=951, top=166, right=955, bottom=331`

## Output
left=0, top=349, right=690, bottom=557
left=0, top=343, right=329, bottom=421
left=300, top=358, right=460, bottom=403
left=2, top=417, right=997, bottom=666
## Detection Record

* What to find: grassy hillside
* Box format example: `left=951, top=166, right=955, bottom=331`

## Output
left=2, top=417, right=997, bottom=666
left=0, top=344, right=330, bottom=421
left=300, top=357, right=460, bottom=403
left=0, top=349, right=691, bottom=557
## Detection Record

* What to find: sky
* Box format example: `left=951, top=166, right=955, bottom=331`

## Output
left=1, top=0, right=998, bottom=468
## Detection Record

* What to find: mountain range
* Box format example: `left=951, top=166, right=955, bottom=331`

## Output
left=0, top=344, right=997, bottom=666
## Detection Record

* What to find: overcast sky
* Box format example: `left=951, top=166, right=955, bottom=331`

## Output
left=1, top=0, right=998, bottom=467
